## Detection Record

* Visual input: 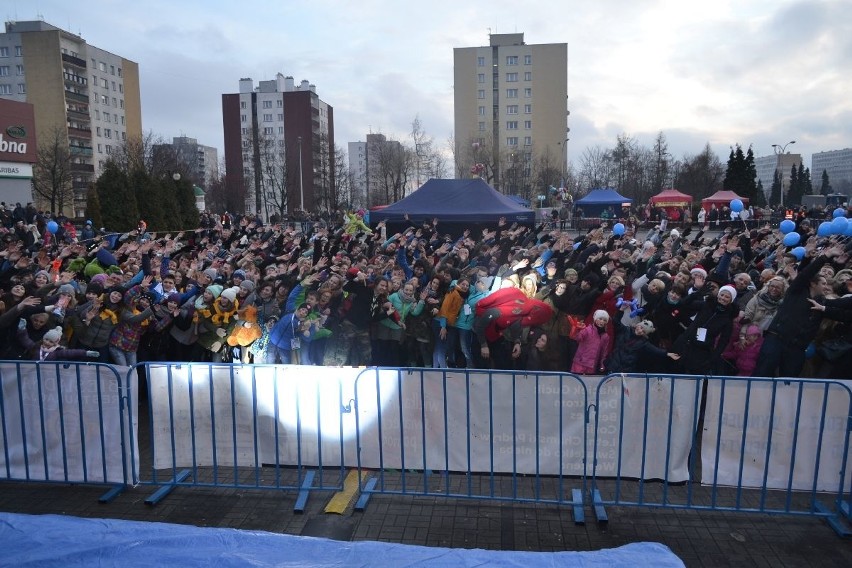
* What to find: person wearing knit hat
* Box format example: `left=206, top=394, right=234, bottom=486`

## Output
left=690, top=265, right=708, bottom=279
left=233, top=269, right=247, bottom=282
left=239, top=280, right=255, bottom=293
left=718, top=285, right=737, bottom=303
left=605, top=318, right=680, bottom=372
left=196, top=285, right=240, bottom=359
left=673, top=278, right=738, bottom=375
left=220, top=286, right=239, bottom=303
left=21, top=325, right=99, bottom=361
left=202, top=268, right=219, bottom=286
left=207, top=284, right=223, bottom=299
left=85, top=281, right=104, bottom=298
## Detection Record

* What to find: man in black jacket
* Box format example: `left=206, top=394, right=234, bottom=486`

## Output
left=753, top=245, right=843, bottom=378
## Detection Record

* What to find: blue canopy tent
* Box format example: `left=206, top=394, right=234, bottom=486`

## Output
left=574, top=188, right=632, bottom=217
left=506, top=194, right=531, bottom=208
left=370, top=179, right=535, bottom=233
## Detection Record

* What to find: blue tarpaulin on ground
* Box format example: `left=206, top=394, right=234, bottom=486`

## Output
left=0, top=512, right=685, bottom=567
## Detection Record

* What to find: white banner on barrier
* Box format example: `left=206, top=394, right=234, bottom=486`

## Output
left=702, top=378, right=852, bottom=492
left=0, top=363, right=137, bottom=484
left=149, top=366, right=697, bottom=481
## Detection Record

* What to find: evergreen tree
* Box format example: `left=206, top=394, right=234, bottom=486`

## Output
left=820, top=169, right=832, bottom=196
left=787, top=163, right=804, bottom=206
left=802, top=167, right=812, bottom=196
left=769, top=170, right=781, bottom=206
left=96, top=162, right=139, bottom=231
left=721, top=144, right=756, bottom=200
left=753, top=179, right=767, bottom=207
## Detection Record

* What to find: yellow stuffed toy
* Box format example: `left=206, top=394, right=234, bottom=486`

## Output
left=227, top=304, right=263, bottom=347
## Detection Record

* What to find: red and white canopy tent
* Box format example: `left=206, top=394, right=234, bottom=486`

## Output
left=700, top=190, right=748, bottom=212
left=649, top=189, right=692, bottom=214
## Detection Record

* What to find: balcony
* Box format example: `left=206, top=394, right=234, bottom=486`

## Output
left=62, top=53, right=87, bottom=68
left=65, top=90, right=89, bottom=103
left=70, top=163, right=94, bottom=173
left=66, top=108, right=89, bottom=120
left=67, top=127, right=92, bottom=139
left=70, top=146, right=94, bottom=157
left=72, top=180, right=91, bottom=190
left=63, top=72, right=88, bottom=86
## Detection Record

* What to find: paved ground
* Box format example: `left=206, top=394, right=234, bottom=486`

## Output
left=1, top=476, right=850, bottom=567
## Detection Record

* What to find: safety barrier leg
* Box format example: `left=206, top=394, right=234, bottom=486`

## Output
left=144, top=469, right=191, bottom=506
left=571, top=488, right=585, bottom=525
left=98, top=484, right=127, bottom=503
left=590, top=488, right=608, bottom=526
left=354, top=477, right=378, bottom=512
left=293, top=470, right=316, bottom=514
left=814, top=501, right=852, bottom=537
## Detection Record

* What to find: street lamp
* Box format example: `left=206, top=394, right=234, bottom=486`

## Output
left=297, top=136, right=305, bottom=212
left=771, top=140, right=795, bottom=209
left=172, top=172, right=181, bottom=182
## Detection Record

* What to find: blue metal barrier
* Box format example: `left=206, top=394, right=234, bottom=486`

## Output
left=128, top=362, right=348, bottom=512
left=0, top=361, right=130, bottom=502
left=589, top=374, right=852, bottom=536
left=3, top=361, right=850, bottom=535
left=352, top=368, right=590, bottom=524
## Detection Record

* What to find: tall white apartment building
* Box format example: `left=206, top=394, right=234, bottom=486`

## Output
left=754, top=152, right=802, bottom=202
left=0, top=20, right=142, bottom=217
left=454, top=33, right=567, bottom=195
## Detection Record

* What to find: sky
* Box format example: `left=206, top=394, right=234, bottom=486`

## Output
left=11, top=0, right=852, bottom=173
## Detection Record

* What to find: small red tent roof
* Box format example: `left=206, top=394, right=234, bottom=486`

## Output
left=649, top=189, right=692, bottom=206
left=700, top=190, right=748, bottom=211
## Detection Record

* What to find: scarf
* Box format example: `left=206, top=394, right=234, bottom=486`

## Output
left=755, top=289, right=783, bottom=311
left=99, top=309, right=119, bottom=324
left=211, top=299, right=239, bottom=325
left=398, top=288, right=416, bottom=304
left=132, top=308, right=150, bottom=327
left=39, top=344, right=59, bottom=361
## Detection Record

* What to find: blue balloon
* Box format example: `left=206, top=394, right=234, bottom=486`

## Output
left=791, top=246, right=806, bottom=261
left=817, top=221, right=833, bottom=237
left=779, top=219, right=795, bottom=234
left=782, top=231, right=800, bottom=247
left=730, top=199, right=744, bottom=213
left=833, top=207, right=846, bottom=218
left=831, top=216, right=848, bottom=234
left=613, top=222, right=625, bottom=236
left=46, top=220, right=59, bottom=234
left=845, top=222, right=852, bottom=237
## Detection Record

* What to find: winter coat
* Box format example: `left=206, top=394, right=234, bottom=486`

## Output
left=571, top=324, right=609, bottom=374
left=605, top=324, right=669, bottom=373
left=673, top=299, right=736, bottom=374
left=722, top=337, right=764, bottom=376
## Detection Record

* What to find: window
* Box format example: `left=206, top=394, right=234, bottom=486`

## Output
left=242, top=140, right=250, bottom=148
left=506, top=121, right=518, bottom=130
left=240, top=101, right=247, bottom=109
left=104, top=128, right=112, bottom=139
left=506, top=56, right=518, bottom=65
left=120, top=116, right=125, bottom=125
left=524, top=72, right=531, bottom=81
left=0, top=47, right=8, bottom=57
left=524, top=136, right=532, bottom=146
left=16, top=64, right=23, bottom=75
left=506, top=72, right=518, bottom=82
left=278, top=126, right=284, bottom=134
left=121, top=131, right=126, bottom=141
left=240, top=114, right=246, bottom=123
left=477, top=89, right=485, bottom=99
left=478, top=121, right=486, bottom=131
left=524, top=120, right=532, bottom=129
left=277, top=113, right=283, bottom=121
left=100, top=78, right=108, bottom=88
left=96, top=127, right=101, bottom=135
left=263, top=113, right=272, bottom=122
left=277, top=99, right=283, bottom=107
left=104, top=112, right=111, bottom=122
left=507, top=105, right=518, bottom=114
left=507, top=137, right=518, bottom=146
left=15, top=46, right=22, bottom=57
left=478, top=106, right=485, bottom=116
left=477, top=73, right=485, bottom=83
left=524, top=104, right=532, bottom=114
left=92, top=73, right=98, bottom=83
left=97, top=143, right=102, bottom=153
left=524, top=88, right=532, bottom=98
left=0, top=66, right=8, bottom=76
left=241, top=127, right=249, bottom=135
left=16, top=82, right=24, bottom=94
left=112, top=81, right=116, bottom=91
left=524, top=55, right=532, bottom=65
left=119, top=84, right=123, bottom=93
left=118, top=68, right=122, bottom=78
left=263, top=127, right=274, bottom=135
left=110, top=65, right=115, bottom=75
left=506, top=88, right=518, bottom=98
left=101, top=94, right=108, bottom=104
left=106, top=144, right=112, bottom=155
left=99, top=62, right=106, bottom=71
left=119, top=100, right=124, bottom=109
left=113, top=97, right=117, bottom=107
left=262, top=100, right=272, bottom=108
left=94, top=110, right=100, bottom=120
left=477, top=56, right=485, bottom=66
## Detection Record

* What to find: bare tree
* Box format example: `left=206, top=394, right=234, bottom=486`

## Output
left=332, top=144, right=356, bottom=212
left=577, top=146, right=614, bottom=192
left=32, top=126, right=75, bottom=215
left=252, top=134, right=289, bottom=221
left=368, top=133, right=412, bottom=205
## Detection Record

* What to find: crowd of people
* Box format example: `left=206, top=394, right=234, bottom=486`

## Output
left=1, top=202, right=851, bottom=379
